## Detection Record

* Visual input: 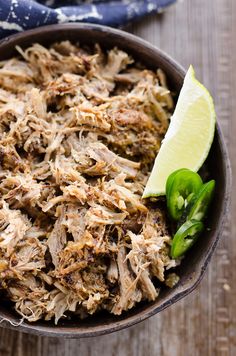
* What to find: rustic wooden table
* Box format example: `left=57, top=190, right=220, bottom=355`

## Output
left=0, top=0, right=235, bottom=355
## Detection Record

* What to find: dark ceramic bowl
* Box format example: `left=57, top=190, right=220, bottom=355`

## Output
left=0, top=23, right=231, bottom=338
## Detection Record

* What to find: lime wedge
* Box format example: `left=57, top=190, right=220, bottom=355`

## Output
left=143, top=65, right=216, bottom=198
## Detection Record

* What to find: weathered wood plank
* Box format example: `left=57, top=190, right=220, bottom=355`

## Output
left=0, top=0, right=235, bottom=355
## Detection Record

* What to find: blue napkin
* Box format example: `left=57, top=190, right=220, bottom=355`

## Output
left=0, top=0, right=177, bottom=39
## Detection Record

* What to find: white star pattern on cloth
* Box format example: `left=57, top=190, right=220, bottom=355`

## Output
left=0, top=0, right=177, bottom=39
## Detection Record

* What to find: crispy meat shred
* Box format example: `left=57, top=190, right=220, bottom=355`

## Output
left=0, top=41, right=177, bottom=323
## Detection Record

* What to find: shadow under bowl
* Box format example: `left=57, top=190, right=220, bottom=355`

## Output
left=0, top=23, right=231, bottom=338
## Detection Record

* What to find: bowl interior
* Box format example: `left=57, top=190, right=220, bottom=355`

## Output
left=0, top=24, right=230, bottom=337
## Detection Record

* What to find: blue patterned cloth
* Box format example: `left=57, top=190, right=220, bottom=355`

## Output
left=0, top=0, right=177, bottom=39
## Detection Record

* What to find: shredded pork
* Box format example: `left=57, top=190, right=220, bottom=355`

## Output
left=0, top=41, right=178, bottom=323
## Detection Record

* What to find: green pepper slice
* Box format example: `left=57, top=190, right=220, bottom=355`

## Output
left=171, top=220, right=204, bottom=259
left=166, top=169, right=203, bottom=221
left=187, top=180, right=215, bottom=221
left=166, top=168, right=189, bottom=198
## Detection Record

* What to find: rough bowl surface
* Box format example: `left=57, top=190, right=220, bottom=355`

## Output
left=0, top=23, right=231, bottom=338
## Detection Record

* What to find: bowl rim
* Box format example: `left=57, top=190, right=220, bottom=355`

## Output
left=0, top=23, right=232, bottom=338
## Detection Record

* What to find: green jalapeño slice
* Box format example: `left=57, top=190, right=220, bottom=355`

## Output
left=171, top=220, right=204, bottom=259
left=165, top=168, right=189, bottom=198
left=187, top=180, right=215, bottom=221
left=166, top=169, right=203, bottom=221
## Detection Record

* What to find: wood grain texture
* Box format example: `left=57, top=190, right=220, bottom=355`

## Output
left=0, top=0, right=235, bottom=354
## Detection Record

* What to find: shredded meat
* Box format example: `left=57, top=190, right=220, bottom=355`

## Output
left=0, top=41, right=177, bottom=324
